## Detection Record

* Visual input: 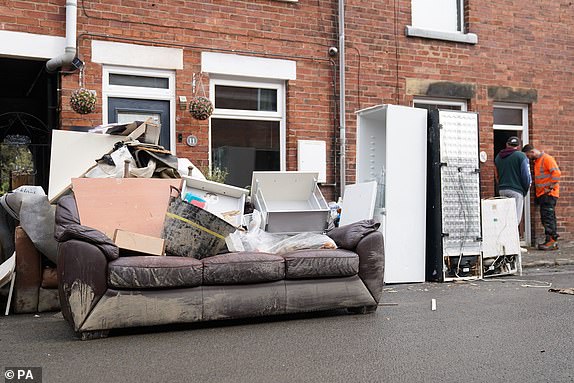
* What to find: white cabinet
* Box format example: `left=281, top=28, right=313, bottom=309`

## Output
left=356, top=105, right=427, bottom=283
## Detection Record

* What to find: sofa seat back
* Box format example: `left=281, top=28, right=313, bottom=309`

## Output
left=108, top=256, right=203, bottom=289
left=281, top=249, right=359, bottom=279
left=203, top=252, right=284, bottom=285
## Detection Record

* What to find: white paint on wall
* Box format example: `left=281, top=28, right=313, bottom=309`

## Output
left=0, top=31, right=66, bottom=60
left=202, top=52, right=296, bottom=80
left=92, top=40, right=183, bottom=70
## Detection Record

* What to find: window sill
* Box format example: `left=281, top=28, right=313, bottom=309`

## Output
left=405, top=26, right=478, bottom=44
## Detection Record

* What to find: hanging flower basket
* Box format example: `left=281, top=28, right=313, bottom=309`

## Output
left=189, top=96, right=213, bottom=120
left=70, top=88, right=97, bottom=114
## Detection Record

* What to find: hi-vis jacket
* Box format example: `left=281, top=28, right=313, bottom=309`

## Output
left=534, top=153, right=561, bottom=198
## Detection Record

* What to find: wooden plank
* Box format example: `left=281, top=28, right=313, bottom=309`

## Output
left=72, top=178, right=182, bottom=238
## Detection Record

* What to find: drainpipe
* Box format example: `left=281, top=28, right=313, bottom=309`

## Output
left=338, top=0, right=346, bottom=195
left=46, top=0, right=78, bottom=72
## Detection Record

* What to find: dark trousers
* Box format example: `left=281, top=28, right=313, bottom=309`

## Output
left=539, top=195, right=558, bottom=241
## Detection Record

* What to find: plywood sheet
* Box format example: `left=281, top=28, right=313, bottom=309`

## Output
left=72, top=178, right=182, bottom=238
left=49, top=130, right=126, bottom=201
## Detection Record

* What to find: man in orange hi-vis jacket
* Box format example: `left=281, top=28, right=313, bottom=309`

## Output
left=522, top=144, right=561, bottom=250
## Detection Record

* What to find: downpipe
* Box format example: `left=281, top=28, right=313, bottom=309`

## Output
left=46, top=0, right=78, bottom=72
left=338, top=0, right=346, bottom=195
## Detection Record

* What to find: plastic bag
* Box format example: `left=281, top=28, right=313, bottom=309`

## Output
left=227, top=210, right=336, bottom=254
left=265, top=232, right=336, bottom=254
left=84, top=146, right=136, bottom=179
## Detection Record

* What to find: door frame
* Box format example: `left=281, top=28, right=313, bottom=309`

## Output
left=493, top=102, right=530, bottom=245
left=102, top=65, right=176, bottom=153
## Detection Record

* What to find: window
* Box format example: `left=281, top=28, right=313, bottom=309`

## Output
left=406, top=0, right=477, bottom=44
left=210, top=77, right=285, bottom=188
left=493, top=104, right=527, bottom=130
left=413, top=97, right=467, bottom=112
left=412, top=0, right=463, bottom=33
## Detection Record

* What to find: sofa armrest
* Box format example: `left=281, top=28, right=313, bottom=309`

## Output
left=57, top=239, right=109, bottom=332
left=326, top=219, right=380, bottom=251
left=14, top=226, right=42, bottom=313
left=355, top=231, right=385, bottom=303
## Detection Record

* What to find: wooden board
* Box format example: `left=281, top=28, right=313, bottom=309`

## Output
left=49, top=130, right=126, bottom=201
left=72, top=178, right=182, bottom=238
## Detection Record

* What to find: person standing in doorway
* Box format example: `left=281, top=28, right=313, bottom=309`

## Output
left=522, top=144, right=561, bottom=250
left=494, top=136, right=531, bottom=224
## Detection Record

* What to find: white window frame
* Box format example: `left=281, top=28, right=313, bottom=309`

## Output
left=493, top=103, right=529, bottom=132
left=102, top=65, right=176, bottom=152
left=413, top=97, right=468, bottom=111
left=493, top=102, right=531, bottom=245
left=209, top=75, right=286, bottom=171
left=406, top=0, right=478, bottom=44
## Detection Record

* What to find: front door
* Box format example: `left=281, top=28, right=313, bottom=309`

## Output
left=108, top=98, right=170, bottom=150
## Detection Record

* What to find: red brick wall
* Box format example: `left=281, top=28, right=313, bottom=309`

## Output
left=2, top=0, right=573, bottom=239
left=1, top=0, right=339, bottom=197
left=344, top=0, right=574, bottom=241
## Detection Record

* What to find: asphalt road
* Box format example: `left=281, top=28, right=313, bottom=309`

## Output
left=1, top=266, right=573, bottom=383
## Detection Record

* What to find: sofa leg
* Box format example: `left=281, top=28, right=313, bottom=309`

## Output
left=79, top=330, right=109, bottom=340
left=347, top=305, right=378, bottom=314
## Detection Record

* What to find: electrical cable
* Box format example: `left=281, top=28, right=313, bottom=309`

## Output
left=79, top=0, right=334, bottom=56
left=76, top=32, right=332, bottom=64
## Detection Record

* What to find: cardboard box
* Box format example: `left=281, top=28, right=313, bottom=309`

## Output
left=113, top=229, right=165, bottom=256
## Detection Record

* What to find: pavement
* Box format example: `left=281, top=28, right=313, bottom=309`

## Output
left=521, top=239, right=574, bottom=268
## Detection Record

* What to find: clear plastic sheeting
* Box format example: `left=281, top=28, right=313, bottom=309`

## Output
left=226, top=210, right=336, bottom=254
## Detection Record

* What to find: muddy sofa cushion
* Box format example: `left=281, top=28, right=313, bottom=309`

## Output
left=282, top=249, right=359, bottom=279
left=108, top=256, right=203, bottom=289
left=326, top=219, right=380, bottom=250
left=203, top=252, right=285, bottom=285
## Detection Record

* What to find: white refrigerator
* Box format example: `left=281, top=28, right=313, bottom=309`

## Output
left=356, top=104, right=427, bottom=283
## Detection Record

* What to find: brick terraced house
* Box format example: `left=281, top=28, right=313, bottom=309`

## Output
left=0, top=0, right=572, bottom=244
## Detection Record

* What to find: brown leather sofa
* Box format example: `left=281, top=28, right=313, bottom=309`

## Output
left=13, top=227, right=60, bottom=313
left=55, top=195, right=385, bottom=340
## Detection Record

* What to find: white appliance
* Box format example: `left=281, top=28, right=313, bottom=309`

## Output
left=356, top=104, right=427, bottom=283
left=481, top=197, right=522, bottom=277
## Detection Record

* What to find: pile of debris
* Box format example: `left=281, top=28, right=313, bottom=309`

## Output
left=1, top=119, right=342, bottom=264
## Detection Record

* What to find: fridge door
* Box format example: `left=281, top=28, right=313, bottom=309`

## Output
left=356, top=104, right=427, bottom=283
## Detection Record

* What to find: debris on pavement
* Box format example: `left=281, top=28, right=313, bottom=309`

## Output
left=548, top=287, right=574, bottom=295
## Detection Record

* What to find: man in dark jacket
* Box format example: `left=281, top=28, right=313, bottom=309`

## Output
left=494, top=136, right=531, bottom=224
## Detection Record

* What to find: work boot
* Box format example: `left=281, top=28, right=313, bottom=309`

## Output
left=538, top=238, right=558, bottom=251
